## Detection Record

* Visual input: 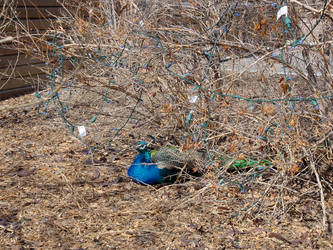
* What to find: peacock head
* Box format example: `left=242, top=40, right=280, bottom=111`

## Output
left=136, top=141, right=149, bottom=153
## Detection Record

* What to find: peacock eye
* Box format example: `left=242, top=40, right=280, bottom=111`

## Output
left=137, top=144, right=146, bottom=150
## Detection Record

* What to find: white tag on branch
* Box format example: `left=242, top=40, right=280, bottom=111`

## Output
left=277, top=6, right=288, bottom=20
left=78, top=126, right=87, bottom=137
left=189, top=95, right=198, bottom=103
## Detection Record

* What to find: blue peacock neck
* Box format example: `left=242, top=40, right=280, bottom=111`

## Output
left=143, top=150, right=152, bottom=162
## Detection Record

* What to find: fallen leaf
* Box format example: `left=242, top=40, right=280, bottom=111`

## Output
left=281, top=82, right=289, bottom=94
left=237, top=154, right=245, bottom=160
left=254, top=22, right=261, bottom=32
left=290, top=163, right=299, bottom=175
left=17, top=169, right=35, bottom=177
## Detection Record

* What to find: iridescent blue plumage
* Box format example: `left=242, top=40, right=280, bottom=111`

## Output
left=127, top=142, right=178, bottom=185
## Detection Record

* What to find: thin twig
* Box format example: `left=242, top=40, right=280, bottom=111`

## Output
left=302, top=147, right=327, bottom=229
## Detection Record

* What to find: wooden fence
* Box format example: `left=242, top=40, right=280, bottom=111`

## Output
left=0, top=0, right=62, bottom=99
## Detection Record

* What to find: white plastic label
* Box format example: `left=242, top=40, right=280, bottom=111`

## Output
left=78, top=126, right=87, bottom=137
left=189, top=95, right=198, bottom=103
left=277, top=6, right=288, bottom=20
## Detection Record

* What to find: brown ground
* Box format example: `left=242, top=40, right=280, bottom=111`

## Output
left=0, top=93, right=332, bottom=249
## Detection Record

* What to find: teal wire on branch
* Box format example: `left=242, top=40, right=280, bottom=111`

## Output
left=35, top=0, right=332, bottom=158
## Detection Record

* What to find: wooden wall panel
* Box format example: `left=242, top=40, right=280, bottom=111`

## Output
left=0, top=48, right=20, bottom=56
left=0, top=1, right=63, bottom=99
left=6, top=19, right=55, bottom=32
left=0, top=74, right=45, bottom=91
left=0, top=86, right=35, bottom=99
left=15, top=7, right=63, bottom=19
left=0, top=63, right=45, bottom=79
left=14, top=0, right=61, bottom=7
left=0, top=54, right=42, bottom=68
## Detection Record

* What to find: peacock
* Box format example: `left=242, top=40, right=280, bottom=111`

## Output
left=127, top=141, right=205, bottom=185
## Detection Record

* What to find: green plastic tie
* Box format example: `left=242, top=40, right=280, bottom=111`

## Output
left=90, top=116, right=97, bottom=123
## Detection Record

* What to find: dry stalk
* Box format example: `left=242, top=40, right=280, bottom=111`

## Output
left=302, top=147, right=328, bottom=229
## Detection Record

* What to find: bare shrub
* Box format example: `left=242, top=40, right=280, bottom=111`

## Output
left=5, top=0, right=333, bottom=228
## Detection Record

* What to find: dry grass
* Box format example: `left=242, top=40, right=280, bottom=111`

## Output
left=1, top=0, right=333, bottom=248
left=0, top=93, right=332, bottom=248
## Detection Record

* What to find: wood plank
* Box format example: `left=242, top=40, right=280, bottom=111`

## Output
left=15, top=7, right=64, bottom=19
left=5, top=18, right=59, bottom=32
left=0, top=32, right=68, bottom=49
left=0, top=63, right=45, bottom=78
left=0, top=54, right=43, bottom=67
left=0, top=85, right=36, bottom=100
left=8, top=0, right=62, bottom=7
left=0, top=73, right=46, bottom=91
left=0, top=48, right=19, bottom=56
